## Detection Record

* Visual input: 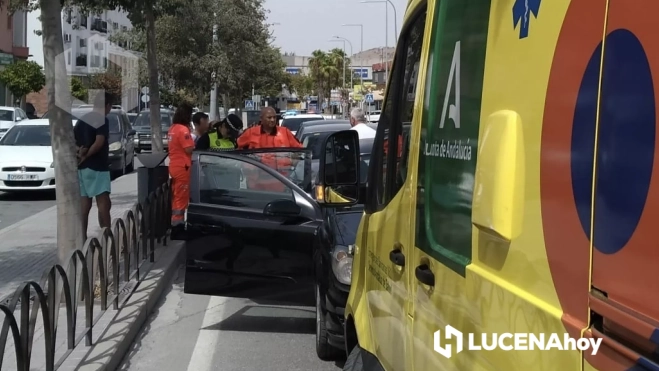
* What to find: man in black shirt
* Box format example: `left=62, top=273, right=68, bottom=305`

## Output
left=74, top=92, right=113, bottom=240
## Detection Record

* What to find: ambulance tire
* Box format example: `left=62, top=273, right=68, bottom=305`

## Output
left=343, top=346, right=364, bottom=371
left=316, top=283, right=342, bottom=360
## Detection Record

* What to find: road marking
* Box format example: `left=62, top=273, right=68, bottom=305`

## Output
left=186, top=296, right=229, bottom=371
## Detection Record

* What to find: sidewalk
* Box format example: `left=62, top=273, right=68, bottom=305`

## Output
left=0, top=172, right=140, bottom=303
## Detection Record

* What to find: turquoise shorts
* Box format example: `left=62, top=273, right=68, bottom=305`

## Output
left=78, top=168, right=111, bottom=198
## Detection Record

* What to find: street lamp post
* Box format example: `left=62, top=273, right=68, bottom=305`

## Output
left=361, top=0, right=398, bottom=83
left=209, top=15, right=218, bottom=120
left=342, top=23, right=364, bottom=107
left=333, top=36, right=353, bottom=94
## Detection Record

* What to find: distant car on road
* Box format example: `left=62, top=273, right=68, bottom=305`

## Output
left=0, top=106, right=29, bottom=140
left=0, top=119, right=59, bottom=192
left=132, top=109, right=174, bottom=153
left=295, top=119, right=351, bottom=142
left=280, top=114, right=325, bottom=135
left=366, top=109, right=380, bottom=123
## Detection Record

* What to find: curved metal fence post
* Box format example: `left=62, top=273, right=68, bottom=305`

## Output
left=0, top=184, right=170, bottom=369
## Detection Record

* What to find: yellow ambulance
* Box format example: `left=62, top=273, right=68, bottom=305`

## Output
left=315, top=0, right=659, bottom=370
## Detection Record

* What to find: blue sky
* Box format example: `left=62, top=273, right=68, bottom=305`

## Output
left=27, top=0, right=407, bottom=65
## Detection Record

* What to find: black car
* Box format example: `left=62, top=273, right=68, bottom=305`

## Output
left=66, top=107, right=137, bottom=176
left=132, top=109, right=174, bottom=152
left=176, top=132, right=363, bottom=360
left=295, top=119, right=350, bottom=142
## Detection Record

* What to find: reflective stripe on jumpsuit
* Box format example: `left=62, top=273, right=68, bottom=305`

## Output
left=170, top=165, right=190, bottom=225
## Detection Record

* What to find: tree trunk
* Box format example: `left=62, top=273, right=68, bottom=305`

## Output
left=222, top=93, right=230, bottom=114
left=41, top=0, right=83, bottom=264
left=145, top=8, right=163, bottom=152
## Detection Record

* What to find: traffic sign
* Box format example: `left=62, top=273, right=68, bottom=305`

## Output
left=141, top=94, right=150, bottom=103
left=141, top=86, right=149, bottom=95
left=364, top=93, right=374, bottom=103
left=244, top=100, right=254, bottom=109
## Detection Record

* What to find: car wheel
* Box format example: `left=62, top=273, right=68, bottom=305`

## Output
left=316, top=283, right=341, bottom=360
left=343, top=345, right=364, bottom=371
left=125, top=154, right=134, bottom=173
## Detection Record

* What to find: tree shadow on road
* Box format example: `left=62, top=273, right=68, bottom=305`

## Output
left=0, top=190, right=56, bottom=201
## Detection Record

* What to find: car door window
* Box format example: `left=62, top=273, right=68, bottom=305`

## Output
left=369, top=10, right=426, bottom=210
left=199, top=154, right=294, bottom=210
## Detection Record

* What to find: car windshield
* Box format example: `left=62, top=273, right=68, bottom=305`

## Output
left=0, top=125, right=50, bottom=146
left=133, top=112, right=171, bottom=130
left=72, top=111, right=122, bottom=133
left=333, top=212, right=363, bottom=245
left=0, top=109, right=13, bottom=121
left=236, top=149, right=312, bottom=191
left=282, top=117, right=322, bottom=132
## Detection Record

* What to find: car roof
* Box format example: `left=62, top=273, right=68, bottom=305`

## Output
left=0, top=106, right=17, bottom=111
left=302, top=119, right=348, bottom=127
left=300, top=122, right=351, bottom=133
left=15, top=119, right=51, bottom=126
left=283, top=114, right=324, bottom=119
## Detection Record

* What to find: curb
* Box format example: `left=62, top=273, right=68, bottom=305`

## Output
left=58, top=240, right=185, bottom=371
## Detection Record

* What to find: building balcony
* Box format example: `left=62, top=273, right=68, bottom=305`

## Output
left=12, top=46, right=29, bottom=59
left=91, top=19, right=108, bottom=33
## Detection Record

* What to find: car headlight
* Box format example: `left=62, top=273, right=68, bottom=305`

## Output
left=109, top=141, right=122, bottom=151
left=331, top=245, right=352, bottom=285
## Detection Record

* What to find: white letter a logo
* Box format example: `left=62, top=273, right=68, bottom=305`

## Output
left=439, top=41, right=461, bottom=129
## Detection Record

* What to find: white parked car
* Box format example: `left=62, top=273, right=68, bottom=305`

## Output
left=0, top=119, right=57, bottom=192
left=280, top=114, right=325, bottom=135
left=366, top=110, right=381, bottom=123
left=0, top=106, right=30, bottom=140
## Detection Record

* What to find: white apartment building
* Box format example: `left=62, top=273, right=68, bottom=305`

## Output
left=60, top=7, right=133, bottom=76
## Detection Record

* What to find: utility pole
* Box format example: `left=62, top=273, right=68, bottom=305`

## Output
left=209, top=18, right=218, bottom=120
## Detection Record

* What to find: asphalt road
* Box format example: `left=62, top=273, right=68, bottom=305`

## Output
left=0, top=190, right=56, bottom=230
left=0, top=157, right=146, bottom=231
left=118, top=265, right=344, bottom=371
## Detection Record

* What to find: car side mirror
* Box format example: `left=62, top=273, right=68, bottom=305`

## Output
left=15, top=116, right=21, bottom=122
left=264, top=199, right=301, bottom=216
left=127, top=129, right=136, bottom=136
left=316, top=130, right=360, bottom=207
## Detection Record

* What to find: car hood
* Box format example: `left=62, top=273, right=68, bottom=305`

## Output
left=0, top=120, right=14, bottom=129
left=134, top=126, right=151, bottom=133
left=0, top=145, right=53, bottom=164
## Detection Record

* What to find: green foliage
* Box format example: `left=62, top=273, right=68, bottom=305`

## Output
left=160, top=88, right=195, bottom=107
left=70, top=77, right=88, bottom=101
left=288, top=73, right=314, bottom=99
left=0, top=60, right=46, bottom=102
left=89, top=72, right=122, bottom=103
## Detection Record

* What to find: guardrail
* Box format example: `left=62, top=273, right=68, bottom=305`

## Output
left=0, top=180, right=171, bottom=371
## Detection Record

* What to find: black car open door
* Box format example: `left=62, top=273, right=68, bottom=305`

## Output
left=184, top=149, right=321, bottom=305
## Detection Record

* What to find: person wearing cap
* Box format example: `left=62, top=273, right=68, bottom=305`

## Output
left=195, top=114, right=242, bottom=151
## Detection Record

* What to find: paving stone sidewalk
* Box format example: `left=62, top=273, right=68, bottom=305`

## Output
left=0, top=172, right=141, bottom=302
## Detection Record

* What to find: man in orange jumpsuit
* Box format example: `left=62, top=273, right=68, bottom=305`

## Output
left=237, top=107, right=302, bottom=191
left=167, top=104, right=194, bottom=226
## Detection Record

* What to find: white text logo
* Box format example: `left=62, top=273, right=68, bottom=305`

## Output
left=433, top=325, right=602, bottom=358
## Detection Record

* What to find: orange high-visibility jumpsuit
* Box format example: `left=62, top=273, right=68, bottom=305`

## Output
left=237, top=124, right=303, bottom=191
left=167, top=123, right=195, bottom=225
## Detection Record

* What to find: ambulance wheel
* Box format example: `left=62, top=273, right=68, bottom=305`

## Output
left=343, top=346, right=364, bottom=371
